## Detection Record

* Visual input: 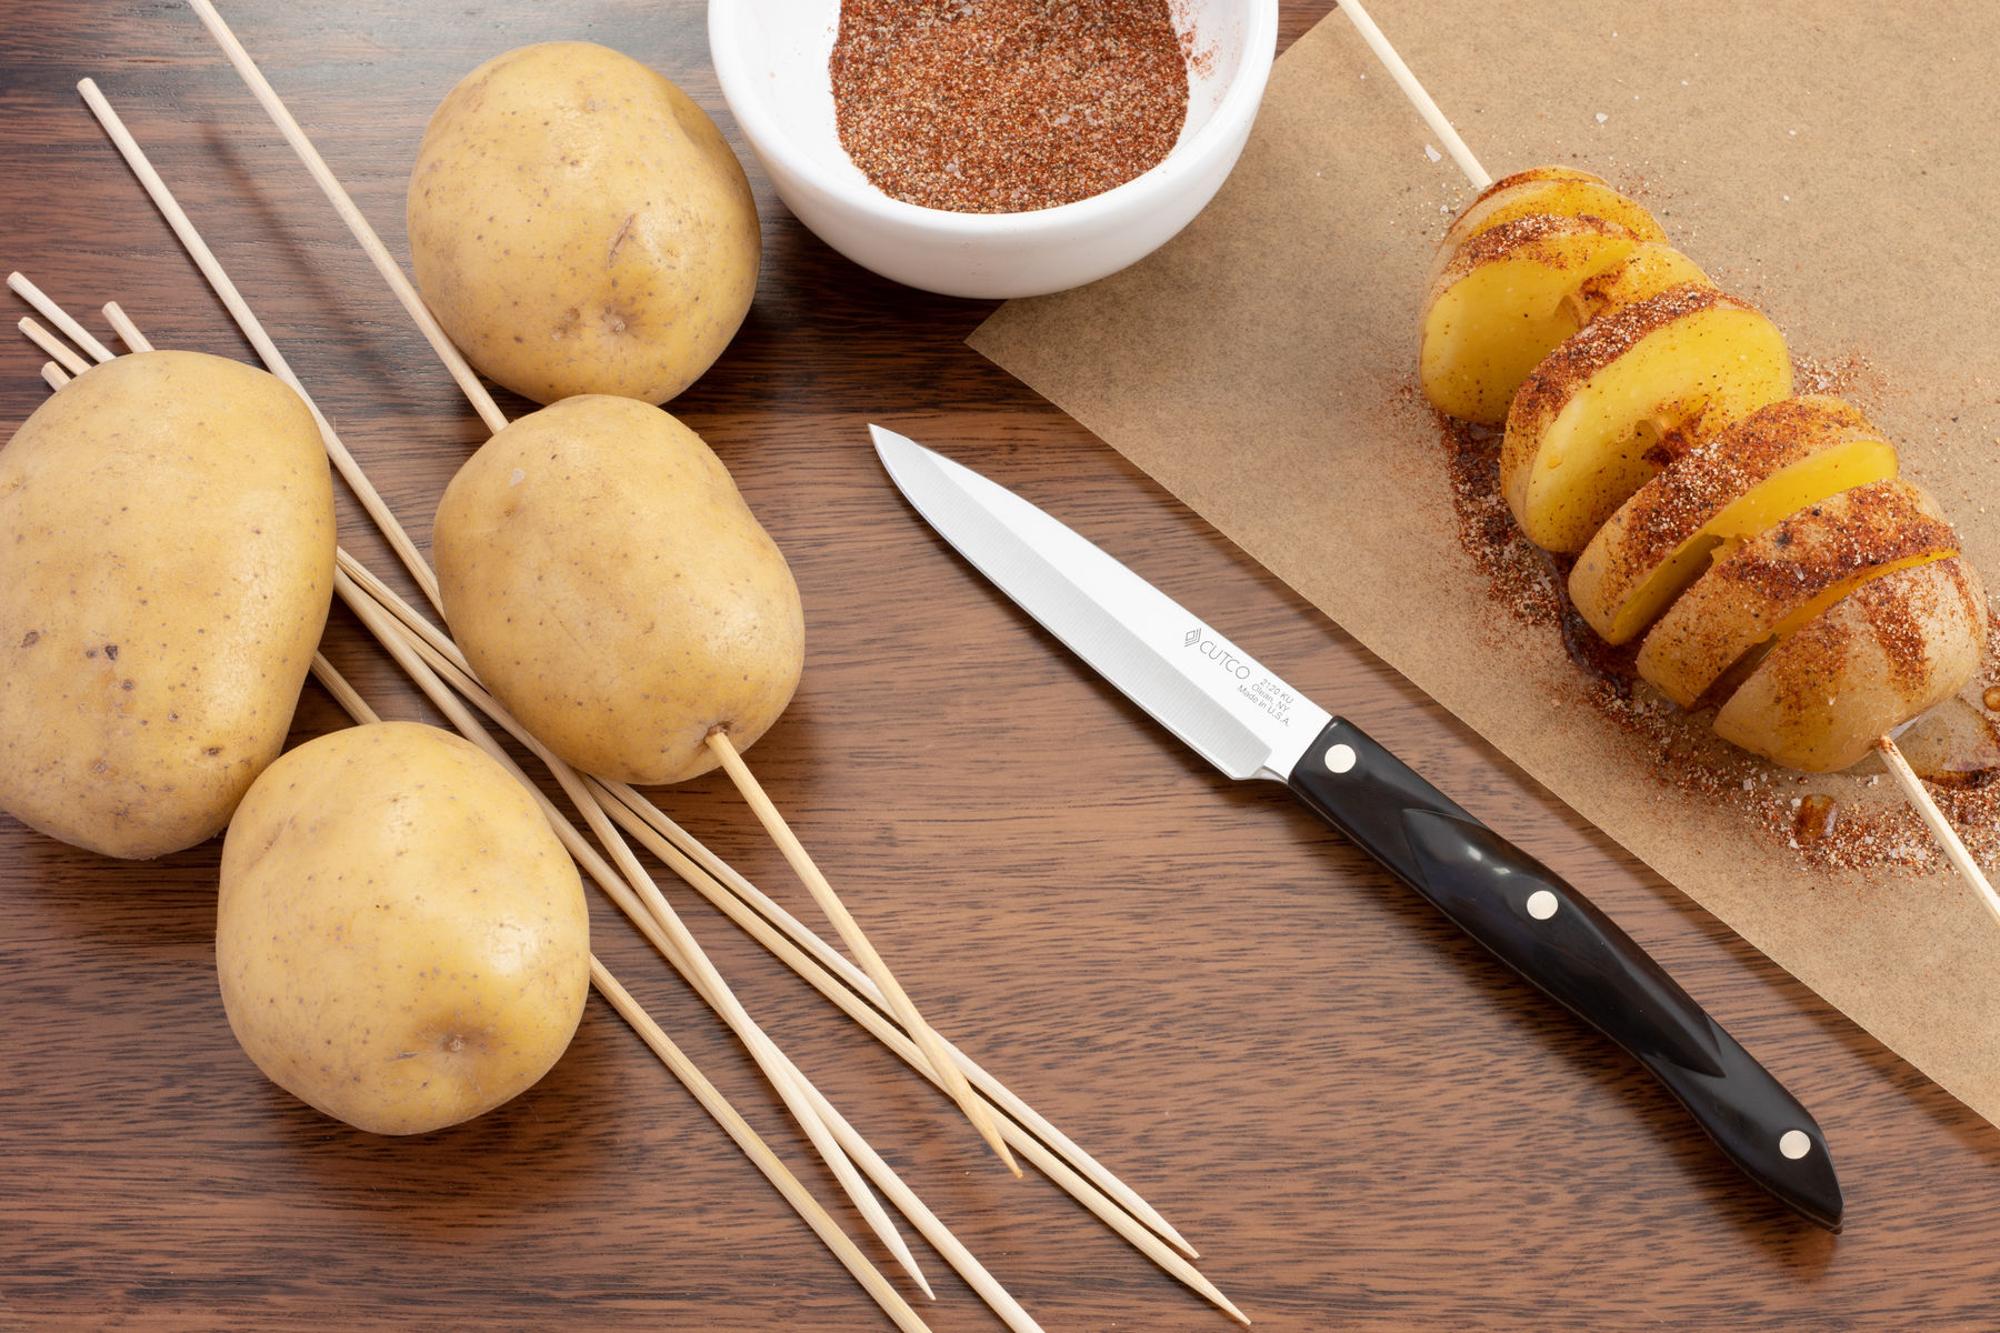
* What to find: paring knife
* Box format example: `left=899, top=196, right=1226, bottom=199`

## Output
left=871, top=424, right=1845, bottom=1233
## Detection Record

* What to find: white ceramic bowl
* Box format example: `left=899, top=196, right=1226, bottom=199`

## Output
left=709, top=0, right=1279, bottom=299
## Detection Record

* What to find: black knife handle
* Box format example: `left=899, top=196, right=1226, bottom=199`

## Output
left=1290, top=716, right=1844, bottom=1231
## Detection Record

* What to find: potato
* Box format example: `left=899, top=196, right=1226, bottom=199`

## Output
left=1501, top=286, right=1794, bottom=553
left=0, top=351, right=335, bottom=859
left=1570, top=396, right=1899, bottom=644
left=217, top=722, right=590, bottom=1135
left=1429, top=166, right=1666, bottom=287
left=432, top=396, right=804, bottom=785
left=1636, top=480, right=1958, bottom=708
left=1715, top=558, right=1989, bottom=772
left=1419, top=214, right=1644, bottom=424
left=407, top=41, right=761, bottom=406
left=1569, top=242, right=1714, bottom=325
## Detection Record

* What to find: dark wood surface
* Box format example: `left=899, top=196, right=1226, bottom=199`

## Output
left=4, top=2, right=1998, bottom=1328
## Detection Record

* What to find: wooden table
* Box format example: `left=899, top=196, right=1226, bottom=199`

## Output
left=4, top=2, right=1998, bottom=1327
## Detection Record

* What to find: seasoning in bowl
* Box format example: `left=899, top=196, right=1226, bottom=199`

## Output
left=828, top=0, right=1190, bottom=214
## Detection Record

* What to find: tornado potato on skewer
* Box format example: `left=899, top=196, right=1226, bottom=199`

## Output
left=1419, top=169, right=1989, bottom=774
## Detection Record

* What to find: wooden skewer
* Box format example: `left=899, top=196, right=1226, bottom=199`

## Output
left=342, top=604, right=1038, bottom=1330
left=40, top=361, right=69, bottom=392
left=1338, top=0, right=1491, bottom=190
left=19, top=316, right=91, bottom=376
left=707, top=730, right=1021, bottom=1177
left=102, top=302, right=151, bottom=354
left=77, top=76, right=442, bottom=615
left=332, top=567, right=934, bottom=1302
left=1346, top=0, right=1998, bottom=913
left=24, top=261, right=931, bottom=1299
left=185, top=0, right=508, bottom=435
left=365, top=607, right=1034, bottom=1332
left=585, top=961, right=931, bottom=1333
left=303, top=653, right=930, bottom=1333
left=336, top=533, right=1202, bottom=1259
left=180, top=4, right=1027, bottom=1180
left=1878, top=737, right=2000, bottom=923
left=6, top=272, right=115, bottom=363
left=352, top=565, right=1241, bottom=1328
left=330, top=559, right=1241, bottom=1325
left=584, top=961, right=932, bottom=1333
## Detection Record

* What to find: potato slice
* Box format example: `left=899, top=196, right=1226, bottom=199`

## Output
left=1420, top=215, right=1645, bottom=423
left=1572, top=243, right=1714, bottom=324
left=1715, top=557, right=1989, bottom=772
left=1501, top=286, right=1794, bottom=553
left=1636, top=479, right=1959, bottom=708
left=1570, top=397, right=1900, bottom=644
left=1432, top=168, right=1665, bottom=280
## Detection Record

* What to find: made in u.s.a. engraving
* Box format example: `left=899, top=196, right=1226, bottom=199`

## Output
left=1184, top=626, right=1302, bottom=729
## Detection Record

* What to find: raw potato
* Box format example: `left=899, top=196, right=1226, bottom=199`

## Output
left=1419, top=215, right=1645, bottom=423
left=1501, top=285, right=1794, bottom=553
left=432, top=396, right=805, bottom=785
left=407, top=41, right=761, bottom=405
left=0, top=351, right=335, bottom=859
left=1636, top=480, right=1958, bottom=708
left=1570, top=396, right=1899, bottom=644
left=217, top=722, right=590, bottom=1135
left=1716, top=558, right=1989, bottom=772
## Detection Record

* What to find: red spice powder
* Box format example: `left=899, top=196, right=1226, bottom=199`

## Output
left=829, top=0, right=1190, bottom=214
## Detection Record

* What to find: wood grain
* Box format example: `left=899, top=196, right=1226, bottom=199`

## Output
left=2, top=2, right=1996, bottom=1328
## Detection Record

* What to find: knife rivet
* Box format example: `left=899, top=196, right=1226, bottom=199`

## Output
left=1779, top=1130, right=1812, bottom=1160
left=1525, top=889, right=1559, bottom=920
left=1324, top=743, right=1357, bottom=775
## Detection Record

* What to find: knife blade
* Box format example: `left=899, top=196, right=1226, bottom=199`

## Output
left=872, top=423, right=1844, bottom=1232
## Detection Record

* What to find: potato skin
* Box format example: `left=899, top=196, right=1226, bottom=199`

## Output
left=1715, top=558, right=1989, bottom=772
left=217, top=722, right=590, bottom=1135
left=0, top=351, right=335, bottom=859
left=406, top=41, right=760, bottom=405
left=433, top=396, right=804, bottom=784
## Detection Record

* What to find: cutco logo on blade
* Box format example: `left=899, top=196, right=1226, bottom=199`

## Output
left=1182, top=626, right=1252, bottom=680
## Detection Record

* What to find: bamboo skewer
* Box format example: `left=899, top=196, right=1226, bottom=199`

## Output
left=1337, top=0, right=1491, bottom=190
left=39, top=361, right=69, bottom=391
left=1343, top=0, right=1998, bottom=914
left=69, top=59, right=1214, bottom=1313
left=19, top=317, right=90, bottom=375
left=102, top=301, right=150, bottom=353
left=349, top=592, right=1033, bottom=1332
left=299, top=654, right=930, bottom=1333
left=335, top=512, right=1198, bottom=1255
left=6, top=272, right=115, bottom=362
left=184, top=0, right=1030, bottom=1177
left=707, top=729, right=1021, bottom=1177
left=11, top=258, right=932, bottom=1299
left=346, top=536, right=1192, bottom=1248
left=185, top=0, right=507, bottom=436
left=316, top=556, right=1243, bottom=1326
left=76, top=77, right=441, bottom=615
left=1879, top=737, right=2000, bottom=925
left=331, top=566, right=935, bottom=1303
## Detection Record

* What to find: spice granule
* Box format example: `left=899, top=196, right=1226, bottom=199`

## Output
left=829, top=0, right=1190, bottom=214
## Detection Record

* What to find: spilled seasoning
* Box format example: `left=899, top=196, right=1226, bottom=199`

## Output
left=829, top=0, right=1189, bottom=213
left=1434, top=398, right=2000, bottom=877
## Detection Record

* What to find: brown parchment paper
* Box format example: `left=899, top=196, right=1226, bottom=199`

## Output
left=970, top=2, right=2000, bottom=1124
